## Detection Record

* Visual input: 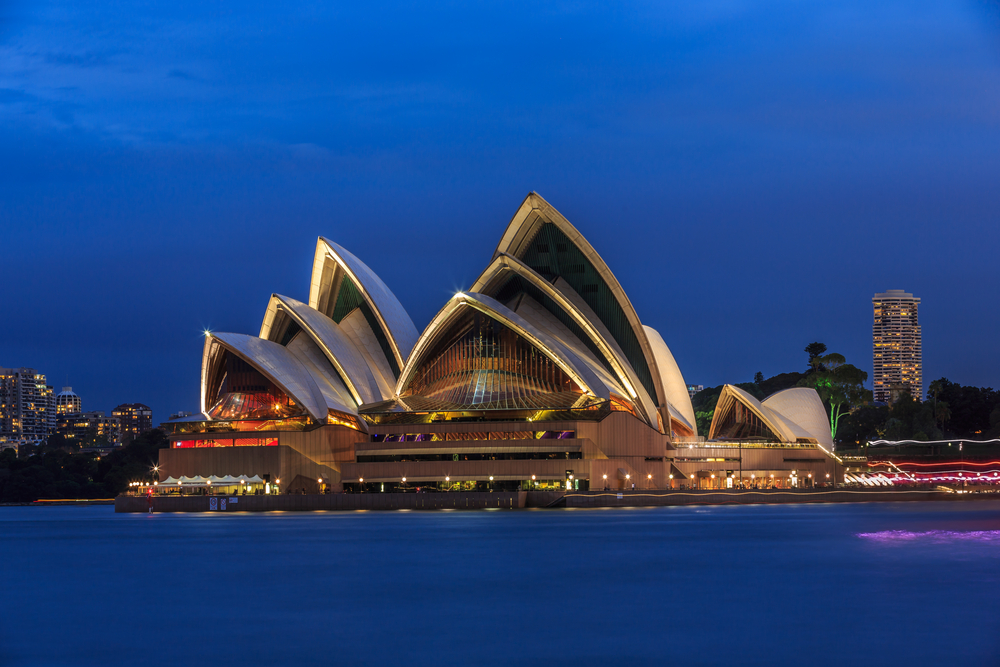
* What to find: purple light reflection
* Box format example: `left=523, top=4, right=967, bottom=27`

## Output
left=858, top=530, right=1000, bottom=544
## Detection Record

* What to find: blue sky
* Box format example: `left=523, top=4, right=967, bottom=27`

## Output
left=2, top=0, right=1000, bottom=421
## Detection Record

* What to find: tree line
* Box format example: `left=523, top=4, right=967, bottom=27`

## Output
left=0, top=429, right=170, bottom=503
left=692, top=343, right=1000, bottom=446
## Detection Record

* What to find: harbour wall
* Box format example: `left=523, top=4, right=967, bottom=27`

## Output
left=114, top=488, right=992, bottom=513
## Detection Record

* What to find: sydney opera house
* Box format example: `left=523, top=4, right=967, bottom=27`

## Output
left=161, top=193, right=841, bottom=493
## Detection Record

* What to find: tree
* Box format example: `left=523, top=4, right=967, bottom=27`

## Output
left=804, top=342, right=827, bottom=370
left=935, top=401, right=951, bottom=430
left=754, top=371, right=764, bottom=386
left=798, top=352, right=871, bottom=441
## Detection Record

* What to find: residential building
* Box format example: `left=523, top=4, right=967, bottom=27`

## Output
left=687, top=384, right=704, bottom=399
left=0, top=367, right=55, bottom=447
left=56, top=387, right=82, bottom=415
left=112, top=403, right=153, bottom=440
left=56, top=411, right=121, bottom=446
left=872, top=290, right=922, bottom=403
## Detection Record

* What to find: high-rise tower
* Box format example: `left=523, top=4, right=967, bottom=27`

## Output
left=872, top=290, right=922, bottom=403
left=0, top=367, right=56, bottom=448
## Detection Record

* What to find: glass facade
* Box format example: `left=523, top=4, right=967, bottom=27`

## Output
left=206, top=352, right=304, bottom=421
left=404, top=309, right=582, bottom=409
left=516, top=222, right=657, bottom=402
left=174, top=437, right=278, bottom=448
left=370, top=430, right=575, bottom=442
left=357, top=452, right=583, bottom=462
left=330, top=277, right=401, bottom=378
left=712, top=401, right=780, bottom=441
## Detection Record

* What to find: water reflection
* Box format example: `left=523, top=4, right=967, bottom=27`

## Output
left=859, top=529, right=1000, bottom=544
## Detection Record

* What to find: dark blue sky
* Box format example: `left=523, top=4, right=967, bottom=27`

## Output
left=3, top=0, right=1000, bottom=422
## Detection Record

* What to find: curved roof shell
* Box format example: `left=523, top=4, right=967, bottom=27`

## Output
left=643, top=326, right=697, bottom=435
left=395, top=292, right=608, bottom=401
left=708, top=384, right=797, bottom=443
left=200, top=332, right=330, bottom=423
left=491, top=192, right=666, bottom=408
left=761, top=388, right=833, bottom=449
left=470, top=253, right=659, bottom=426
left=708, top=384, right=830, bottom=446
left=283, top=331, right=362, bottom=420
left=259, top=294, right=389, bottom=406
left=308, top=237, right=419, bottom=377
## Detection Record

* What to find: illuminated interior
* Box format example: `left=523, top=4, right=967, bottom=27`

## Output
left=404, top=309, right=582, bottom=409
left=206, top=352, right=304, bottom=420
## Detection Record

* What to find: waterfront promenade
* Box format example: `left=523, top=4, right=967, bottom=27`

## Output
left=114, top=487, right=997, bottom=513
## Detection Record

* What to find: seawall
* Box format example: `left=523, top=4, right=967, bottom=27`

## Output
left=114, top=488, right=995, bottom=513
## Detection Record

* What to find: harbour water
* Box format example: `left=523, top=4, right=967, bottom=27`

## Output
left=3, top=501, right=999, bottom=666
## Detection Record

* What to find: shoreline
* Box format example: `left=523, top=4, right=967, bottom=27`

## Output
left=112, top=487, right=1000, bottom=513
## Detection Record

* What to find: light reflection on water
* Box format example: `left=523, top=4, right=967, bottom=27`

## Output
left=859, top=529, right=1000, bottom=544
left=2, top=501, right=1000, bottom=667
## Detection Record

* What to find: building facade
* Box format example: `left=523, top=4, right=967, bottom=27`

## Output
left=112, top=403, right=153, bottom=439
left=56, top=387, right=82, bottom=415
left=0, top=367, right=56, bottom=448
left=872, top=289, right=922, bottom=403
left=160, top=193, right=840, bottom=492
left=56, top=411, right=121, bottom=446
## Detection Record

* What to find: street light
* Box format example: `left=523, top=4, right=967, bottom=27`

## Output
left=603, top=473, right=608, bottom=490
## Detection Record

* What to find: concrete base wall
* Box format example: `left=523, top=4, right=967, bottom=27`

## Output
left=117, top=487, right=988, bottom=513
left=116, top=491, right=527, bottom=513
left=562, top=488, right=965, bottom=507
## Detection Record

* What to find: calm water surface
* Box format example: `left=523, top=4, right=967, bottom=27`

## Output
left=3, top=501, right=999, bottom=666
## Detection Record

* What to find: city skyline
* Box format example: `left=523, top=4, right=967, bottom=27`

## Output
left=3, top=0, right=1000, bottom=421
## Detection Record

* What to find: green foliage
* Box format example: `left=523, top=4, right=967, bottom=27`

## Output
left=695, top=410, right=715, bottom=436
left=805, top=342, right=828, bottom=370
left=924, top=378, right=1000, bottom=438
left=0, top=429, right=170, bottom=503
left=797, top=352, right=871, bottom=440
left=755, top=372, right=806, bottom=398
left=691, top=352, right=1000, bottom=447
left=836, top=404, right=890, bottom=446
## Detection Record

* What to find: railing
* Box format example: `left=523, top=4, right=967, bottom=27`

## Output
left=672, top=441, right=818, bottom=450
